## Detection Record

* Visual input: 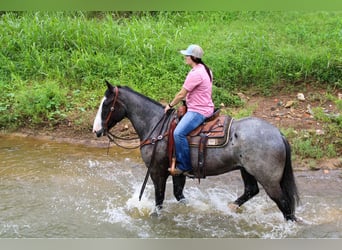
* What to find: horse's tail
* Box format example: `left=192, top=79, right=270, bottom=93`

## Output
left=281, top=135, right=300, bottom=214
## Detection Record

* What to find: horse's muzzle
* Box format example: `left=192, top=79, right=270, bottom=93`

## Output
left=95, top=128, right=106, bottom=138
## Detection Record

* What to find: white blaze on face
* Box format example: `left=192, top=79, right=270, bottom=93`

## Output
left=92, top=97, right=106, bottom=133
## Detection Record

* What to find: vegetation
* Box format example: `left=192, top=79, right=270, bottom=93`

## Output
left=0, top=11, right=341, bottom=160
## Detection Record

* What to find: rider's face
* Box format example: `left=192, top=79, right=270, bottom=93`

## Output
left=184, top=55, right=194, bottom=66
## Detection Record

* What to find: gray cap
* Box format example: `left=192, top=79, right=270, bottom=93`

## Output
left=180, top=44, right=204, bottom=58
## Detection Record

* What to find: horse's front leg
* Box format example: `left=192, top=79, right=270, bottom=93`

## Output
left=150, top=170, right=168, bottom=213
left=172, top=175, right=186, bottom=202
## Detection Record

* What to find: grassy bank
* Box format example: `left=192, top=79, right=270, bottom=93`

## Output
left=0, top=11, right=341, bottom=160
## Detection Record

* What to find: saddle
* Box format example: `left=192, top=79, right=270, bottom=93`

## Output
left=168, top=107, right=233, bottom=179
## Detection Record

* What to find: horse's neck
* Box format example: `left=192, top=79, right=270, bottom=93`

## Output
left=120, top=90, right=164, bottom=140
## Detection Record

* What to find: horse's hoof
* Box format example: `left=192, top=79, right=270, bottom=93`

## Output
left=286, top=215, right=305, bottom=224
left=294, top=217, right=307, bottom=225
left=228, top=203, right=240, bottom=212
left=149, top=206, right=162, bottom=217
left=285, top=214, right=299, bottom=222
left=179, top=198, right=188, bottom=205
left=149, top=211, right=160, bottom=217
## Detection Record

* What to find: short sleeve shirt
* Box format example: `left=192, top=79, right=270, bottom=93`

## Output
left=183, top=64, right=214, bottom=117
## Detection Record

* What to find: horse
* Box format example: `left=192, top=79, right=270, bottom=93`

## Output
left=93, top=81, right=300, bottom=221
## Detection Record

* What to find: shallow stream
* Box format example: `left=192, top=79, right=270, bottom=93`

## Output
left=1, top=134, right=341, bottom=238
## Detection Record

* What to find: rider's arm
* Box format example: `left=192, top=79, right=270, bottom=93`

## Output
left=164, top=87, right=188, bottom=112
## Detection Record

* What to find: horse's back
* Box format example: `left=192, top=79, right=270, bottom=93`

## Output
left=191, top=116, right=286, bottom=176
left=229, top=117, right=286, bottom=179
left=232, top=116, right=283, bottom=145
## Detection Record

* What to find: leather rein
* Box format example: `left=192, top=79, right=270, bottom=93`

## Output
left=102, top=86, right=172, bottom=201
left=103, top=87, right=171, bottom=150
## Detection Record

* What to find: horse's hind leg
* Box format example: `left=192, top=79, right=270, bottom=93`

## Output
left=233, top=168, right=259, bottom=206
left=172, top=175, right=186, bottom=202
left=264, top=184, right=297, bottom=221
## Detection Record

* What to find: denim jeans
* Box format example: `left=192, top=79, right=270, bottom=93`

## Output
left=174, top=111, right=205, bottom=171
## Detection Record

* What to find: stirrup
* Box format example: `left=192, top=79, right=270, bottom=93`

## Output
left=168, top=167, right=183, bottom=176
left=183, top=171, right=195, bottom=178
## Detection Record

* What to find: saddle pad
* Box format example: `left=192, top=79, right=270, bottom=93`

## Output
left=188, top=115, right=233, bottom=147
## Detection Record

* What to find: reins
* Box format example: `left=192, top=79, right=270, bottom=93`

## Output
left=104, top=86, right=141, bottom=151
left=106, top=110, right=172, bottom=151
left=106, top=131, right=140, bottom=151
left=139, top=110, right=172, bottom=201
left=105, top=86, right=172, bottom=151
left=102, top=86, right=174, bottom=201
left=107, top=111, right=173, bottom=202
left=107, top=112, right=172, bottom=201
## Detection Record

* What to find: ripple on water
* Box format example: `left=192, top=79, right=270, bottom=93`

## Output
left=1, top=135, right=342, bottom=238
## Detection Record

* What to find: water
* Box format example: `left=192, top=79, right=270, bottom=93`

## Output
left=1, top=134, right=341, bottom=238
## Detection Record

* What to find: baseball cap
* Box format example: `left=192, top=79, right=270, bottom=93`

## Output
left=180, top=44, right=204, bottom=58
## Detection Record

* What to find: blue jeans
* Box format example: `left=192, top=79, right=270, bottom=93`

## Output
left=174, top=111, right=205, bottom=172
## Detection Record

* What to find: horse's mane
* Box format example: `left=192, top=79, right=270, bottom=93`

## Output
left=117, top=86, right=164, bottom=108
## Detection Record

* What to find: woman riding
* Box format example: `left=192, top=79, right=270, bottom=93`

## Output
left=164, top=44, right=214, bottom=177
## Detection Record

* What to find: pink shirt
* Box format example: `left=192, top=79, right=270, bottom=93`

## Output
left=183, top=64, right=214, bottom=117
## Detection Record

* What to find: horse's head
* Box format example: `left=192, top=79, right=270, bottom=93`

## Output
left=92, top=81, right=126, bottom=137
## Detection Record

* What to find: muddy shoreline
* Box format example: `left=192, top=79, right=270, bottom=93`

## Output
left=3, top=128, right=341, bottom=172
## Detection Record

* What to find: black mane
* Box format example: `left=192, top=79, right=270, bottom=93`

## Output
left=116, top=86, right=164, bottom=108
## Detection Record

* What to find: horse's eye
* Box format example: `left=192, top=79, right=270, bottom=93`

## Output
left=103, top=98, right=112, bottom=106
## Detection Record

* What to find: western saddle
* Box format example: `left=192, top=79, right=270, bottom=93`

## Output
left=168, top=106, right=233, bottom=179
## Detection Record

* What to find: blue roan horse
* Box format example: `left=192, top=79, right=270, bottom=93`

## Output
left=93, top=81, right=300, bottom=221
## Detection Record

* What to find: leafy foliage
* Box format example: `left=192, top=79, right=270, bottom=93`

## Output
left=1, top=11, right=341, bottom=161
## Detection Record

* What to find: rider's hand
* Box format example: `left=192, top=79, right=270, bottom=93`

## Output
left=164, top=104, right=171, bottom=113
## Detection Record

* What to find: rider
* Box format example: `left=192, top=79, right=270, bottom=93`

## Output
left=164, top=44, right=214, bottom=177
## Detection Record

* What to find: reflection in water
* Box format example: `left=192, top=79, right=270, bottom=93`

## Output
left=0, top=134, right=341, bottom=238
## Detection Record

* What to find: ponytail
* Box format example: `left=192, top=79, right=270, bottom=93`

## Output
left=190, top=56, right=212, bottom=82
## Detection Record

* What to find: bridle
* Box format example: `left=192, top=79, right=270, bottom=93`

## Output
left=102, top=86, right=140, bottom=150
left=102, top=86, right=172, bottom=150
left=103, top=86, right=119, bottom=132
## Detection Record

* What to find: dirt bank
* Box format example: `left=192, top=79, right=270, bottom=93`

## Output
left=5, top=85, right=342, bottom=171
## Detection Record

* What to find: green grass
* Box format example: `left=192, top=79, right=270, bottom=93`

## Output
left=0, top=11, right=341, bottom=159
left=1, top=11, right=341, bottom=94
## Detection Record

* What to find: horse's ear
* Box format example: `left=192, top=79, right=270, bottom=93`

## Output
left=105, top=80, right=115, bottom=92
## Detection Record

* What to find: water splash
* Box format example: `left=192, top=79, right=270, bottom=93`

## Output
left=1, top=135, right=342, bottom=238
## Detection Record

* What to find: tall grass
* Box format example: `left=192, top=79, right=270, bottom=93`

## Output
left=1, top=11, right=341, bottom=130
